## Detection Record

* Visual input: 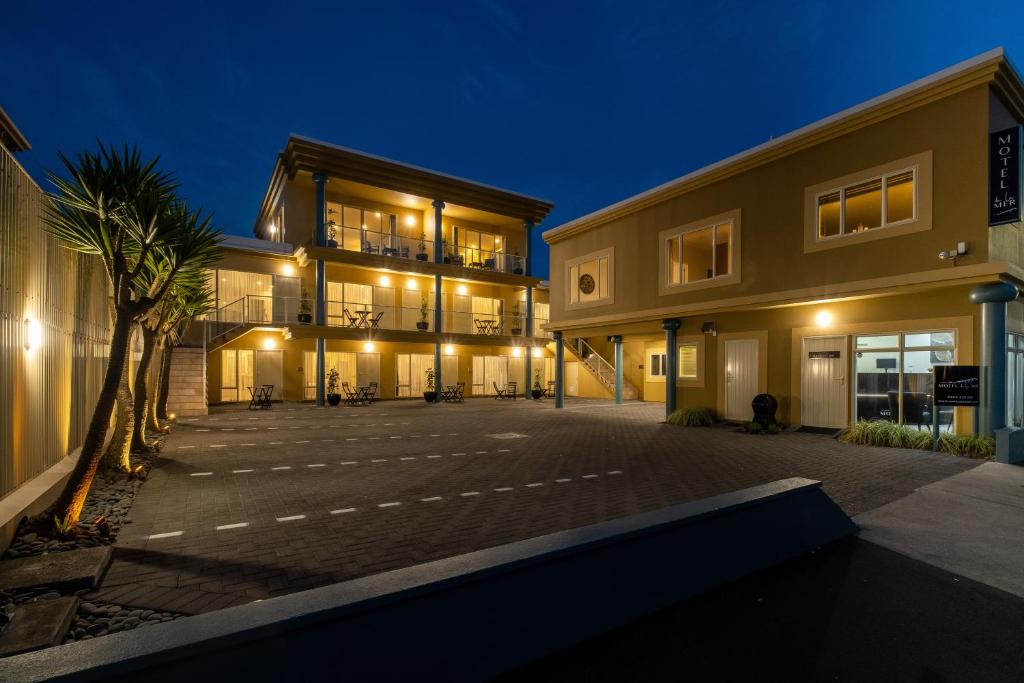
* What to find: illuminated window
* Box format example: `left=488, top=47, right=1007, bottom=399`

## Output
left=679, top=343, right=698, bottom=379
left=665, top=221, right=733, bottom=286
left=816, top=168, right=916, bottom=240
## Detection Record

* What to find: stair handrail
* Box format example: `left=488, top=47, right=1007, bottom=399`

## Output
left=569, top=338, right=617, bottom=386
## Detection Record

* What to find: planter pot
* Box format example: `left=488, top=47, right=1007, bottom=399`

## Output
left=416, top=252, right=428, bottom=261
left=297, top=313, right=312, bottom=324
left=416, top=322, right=429, bottom=331
left=326, top=239, right=338, bottom=248
left=443, top=257, right=451, bottom=264
left=513, top=267, right=524, bottom=275
left=327, top=393, right=341, bottom=406
left=511, top=328, right=522, bottom=336
left=423, top=391, right=437, bottom=403
left=531, top=389, right=543, bottom=400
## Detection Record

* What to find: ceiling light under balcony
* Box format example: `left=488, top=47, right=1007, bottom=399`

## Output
left=456, top=284, right=468, bottom=296
left=282, top=264, right=295, bottom=277
left=405, top=215, right=416, bottom=227
left=511, top=347, right=522, bottom=357
left=364, top=341, right=375, bottom=352
left=532, top=347, right=542, bottom=358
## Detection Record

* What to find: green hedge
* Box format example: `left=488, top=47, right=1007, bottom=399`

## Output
left=839, top=420, right=994, bottom=458
left=666, top=407, right=716, bottom=427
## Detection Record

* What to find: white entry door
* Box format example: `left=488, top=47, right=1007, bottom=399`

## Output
left=801, top=336, right=848, bottom=428
left=724, top=339, right=759, bottom=420
left=565, top=361, right=580, bottom=397
left=255, top=350, right=284, bottom=401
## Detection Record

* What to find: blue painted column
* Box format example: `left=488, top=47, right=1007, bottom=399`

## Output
left=662, top=319, right=681, bottom=418
left=524, top=286, right=533, bottom=392
left=432, top=200, right=445, bottom=400
left=610, top=335, right=624, bottom=404
left=523, top=219, right=534, bottom=276
left=554, top=331, right=564, bottom=409
left=970, top=282, right=1019, bottom=436
left=312, top=172, right=328, bottom=408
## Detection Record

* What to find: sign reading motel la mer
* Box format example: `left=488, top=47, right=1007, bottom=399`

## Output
left=934, top=365, right=980, bottom=407
left=990, top=126, right=1022, bottom=226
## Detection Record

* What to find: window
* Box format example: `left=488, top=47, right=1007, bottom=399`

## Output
left=566, top=248, right=613, bottom=308
left=328, top=202, right=398, bottom=253
left=647, top=342, right=700, bottom=382
left=454, top=227, right=504, bottom=269
left=302, top=351, right=379, bottom=400
left=853, top=330, right=955, bottom=429
left=660, top=209, right=740, bottom=294
left=816, top=168, right=916, bottom=240
left=679, top=343, right=698, bottom=379
left=648, top=352, right=667, bottom=378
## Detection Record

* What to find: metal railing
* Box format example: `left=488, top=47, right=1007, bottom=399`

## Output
left=569, top=338, right=617, bottom=387
left=326, top=224, right=527, bottom=274
left=207, top=295, right=307, bottom=341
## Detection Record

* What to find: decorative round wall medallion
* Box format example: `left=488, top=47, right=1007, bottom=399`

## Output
left=578, top=273, right=596, bottom=295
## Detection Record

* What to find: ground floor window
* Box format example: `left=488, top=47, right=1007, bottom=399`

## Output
left=646, top=344, right=698, bottom=381
left=1009, top=333, right=1024, bottom=427
left=220, top=349, right=283, bottom=402
left=854, top=331, right=955, bottom=429
left=472, top=355, right=509, bottom=395
left=303, top=351, right=379, bottom=399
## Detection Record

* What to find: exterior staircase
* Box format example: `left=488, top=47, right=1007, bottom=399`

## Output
left=564, top=337, right=639, bottom=400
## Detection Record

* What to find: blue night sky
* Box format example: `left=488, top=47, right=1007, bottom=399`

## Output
left=3, top=1, right=1023, bottom=279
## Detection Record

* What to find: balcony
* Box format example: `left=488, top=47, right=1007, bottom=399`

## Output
left=325, top=224, right=527, bottom=275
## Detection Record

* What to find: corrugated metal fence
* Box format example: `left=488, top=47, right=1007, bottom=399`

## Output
left=0, top=143, right=112, bottom=499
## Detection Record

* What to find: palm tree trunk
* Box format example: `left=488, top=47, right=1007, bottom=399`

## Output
left=101, top=330, right=135, bottom=473
left=131, top=327, right=159, bottom=452
left=155, top=341, right=174, bottom=420
left=52, top=307, right=135, bottom=526
left=146, top=339, right=166, bottom=433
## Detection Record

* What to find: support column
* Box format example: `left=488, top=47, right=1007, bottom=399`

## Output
left=524, top=286, right=534, bottom=392
left=523, top=219, right=534, bottom=276
left=662, top=319, right=681, bottom=418
left=970, top=282, right=1019, bottom=436
left=312, top=172, right=328, bottom=247
left=610, top=335, right=624, bottom=404
left=434, top=274, right=443, bottom=399
left=432, top=200, right=445, bottom=264
left=315, top=337, right=326, bottom=408
left=554, top=331, right=564, bottom=409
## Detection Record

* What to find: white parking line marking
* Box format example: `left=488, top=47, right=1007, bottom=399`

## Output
left=196, top=429, right=210, bottom=432
left=245, top=427, right=257, bottom=431
left=389, top=436, right=402, bottom=439
left=190, top=472, right=213, bottom=477
left=555, top=478, right=572, bottom=483
left=267, top=427, right=278, bottom=430
left=340, top=461, right=358, bottom=465
left=460, top=491, right=480, bottom=497
left=148, top=531, right=183, bottom=539
left=307, top=464, right=326, bottom=468
left=582, top=474, right=599, bottom=479
left=272, top=466, right=292, bottom=471
left=400, top=457, right=416, bottom=461
left=525, top=482, right=544, bottom=488
left=430, top=434, right=441, bottom=437
left=346, top=438, right=358, bottom=441
left=331, top=508, right=356, bottom=514
left=368, top=437, right=381, bottom=440
left=210, top=445, right=226, bottom=448
left=269, top=441, right=283, bottom=445
left=608, top=470, right=623, bottom=475
left=452, top=452, right=466, bottom=456
left=427, top=455, right=441, bottom=459
left=475, top=451, right=487, bottom=454
left=371, top=458, right=388, bottom=463
left=276, top=515, right=305, bottom=522
left=177, top=446, right=194, bottom=450
left=421, top=496, right=443, bottom=502
left=321, top=439, right=335, bottom=442
left=221, top=428, right=234, bottom=431
left=232, top=469, right=254, bottom=473
left=494, top=487, right=514, bottom=492
left=378, top=502, right=401, bottom=508
left=295, top=440, right=310, bottom=444
left=216, top=522, right=248, bottom=530
left=239, top=443, right=256, bottom=446
left=498, top=449, right=511, bottom=453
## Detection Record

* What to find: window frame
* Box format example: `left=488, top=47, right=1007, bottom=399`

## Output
left=646, top=335, right=705, bottom=386
left=803, top=151, right=933, bottom=254
left=659, top=209, right=741, bottom=296
left=565, top=247, right=614, bottom=310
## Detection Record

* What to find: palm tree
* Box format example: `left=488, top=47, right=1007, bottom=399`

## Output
left=44, top=144, right=218, bottom=527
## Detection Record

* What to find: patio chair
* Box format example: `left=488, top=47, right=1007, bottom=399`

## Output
left=365, top=381, right=378, bottom=404
left=474, top=319, right=487, bottom=335
left=370, top=312, right=385, bottom=329
left=440, top=384, right=456, bottom=402
left=493, top=382, right=507, bottom=399
left=344, top=309, right=360, bottom=328
left=544, top=380, right=556, bottom=398
left=247, top=386, right=262, bottom=410
left=259, top=385, right=274, bottom=408
left=399, top=246, right=410, bottom=258
left=341, top=382, right=363, bottom=406
left=506, top=381, right=517, bottom=400
left=483, top=258, right=496, bottom=270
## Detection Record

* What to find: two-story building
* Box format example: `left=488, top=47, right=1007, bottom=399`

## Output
left=202, top=135, right=554, bottom=405
left=542, top=48, right=1024, bottom=440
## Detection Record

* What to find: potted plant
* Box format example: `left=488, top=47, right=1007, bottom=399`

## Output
left=326, top=223, right=338, bottom=248
left=416, top=294, right=430, bottom=331
left=531, top=369, right=543, bottom=399
left=423, top=367, right=437, bottom=403
left=510, top=301, right=522, bottom=336
left=326, top=368, right=341, bottom=406
left=512, top=251, right=524, bottom=275
left=441, top=237, right=451, bottom=264
left=416, top=232, right=429, bottom=261
left=298, top=286, right=313, bottom=324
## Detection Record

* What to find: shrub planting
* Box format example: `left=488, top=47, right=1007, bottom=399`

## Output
left=666, top=406, right=716, bottom=427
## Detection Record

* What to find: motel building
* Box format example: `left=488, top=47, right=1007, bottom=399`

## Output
left=190, top=136, right=555, bottom=406
left=542, top=49, right=1024, bottom=448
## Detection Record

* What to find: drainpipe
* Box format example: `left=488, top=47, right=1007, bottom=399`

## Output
left=610, top=335, right=624, bottom=404
left=970, top=282, right=1019, bottom=438
left=662, top=319, right=681, bottom=418
left=554, top=331, right=564, bottom=409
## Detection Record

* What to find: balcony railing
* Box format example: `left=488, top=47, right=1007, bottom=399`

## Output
left=326, top=300, right=435, bottom=332
left=325, top=224, right=527, bottom=275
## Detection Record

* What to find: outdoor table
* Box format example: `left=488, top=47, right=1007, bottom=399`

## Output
left=247, top=385, right=272, bottom=409
left=357, top=386, right=373, bottom=403
left=382, top=247, right=399, bottom=257
left=353, top=310, right=371, bottom=328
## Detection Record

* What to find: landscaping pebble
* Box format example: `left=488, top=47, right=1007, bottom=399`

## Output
left=62, top=599, right=185, bottom=643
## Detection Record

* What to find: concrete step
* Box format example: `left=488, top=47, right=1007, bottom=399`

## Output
left=0, top=597, right=78, bottom=657
left=0, top=547, right=112, bottom=593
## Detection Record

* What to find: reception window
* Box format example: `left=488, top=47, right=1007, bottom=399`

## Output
left=566, top=248, right=613, bottom=308
left=853, top=331, right=955, bottom=429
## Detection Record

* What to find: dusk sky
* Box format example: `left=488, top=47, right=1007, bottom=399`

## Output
left=3, top=1, right=1024, bottom=278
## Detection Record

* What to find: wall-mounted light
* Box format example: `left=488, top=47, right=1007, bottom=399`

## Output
left=444, top=344, right=455, bottom=355
left=405, top=215, right=416, bottom=227
left=24, top=317, right=42, bottom=351
left=282, top=263, right=295, bottom=277
left=406, top=278, right=418, bottom=290
left=379, top=275, right=391, bottom=287
left=511, top=347, right=522, bottom=358
left=456, top=284, right=468, bottom=296
left=363, top=341, right=375, bottom=352
left=262, top=337, right=276, bottom=350
left=815, top=311, right=833, bottom=327
left=168, top=412, right=177, bottom=421
left=532, top=347, right=543, bottom=358
left=701, top=321, right=717, bottom=336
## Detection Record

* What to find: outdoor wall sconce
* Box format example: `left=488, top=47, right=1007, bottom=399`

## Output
left=531, top=347, right=543, bottom=358
left=511, top=347, right=522, bottom=357
left=815, top=311, right=833, bottom=327
left=24, top=317, right=42, bottom=351
left=938, top=241, right=968, bottom=265
left=701, top=321, right=717, bottom=336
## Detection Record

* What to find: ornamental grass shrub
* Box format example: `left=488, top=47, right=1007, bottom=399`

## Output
left=666, top=406, right=716, bottom=427
left=839, top=420, right=994, bottom=458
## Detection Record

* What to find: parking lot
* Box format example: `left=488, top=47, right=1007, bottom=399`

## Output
left=88, top=398, right=979, bottom=615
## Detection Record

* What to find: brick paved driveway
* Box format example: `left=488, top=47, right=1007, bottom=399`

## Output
left=89, top=399, right=979, bottom=615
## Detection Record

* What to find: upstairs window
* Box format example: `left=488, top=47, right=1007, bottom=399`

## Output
left=566, top=248, right=613, bottom=308
left=816, top=169, right=916, bottom=240
left=665, top=220, right=733, bottom=286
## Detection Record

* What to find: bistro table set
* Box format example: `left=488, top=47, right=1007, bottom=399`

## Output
left=246, top=385, right=274, bottom=409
